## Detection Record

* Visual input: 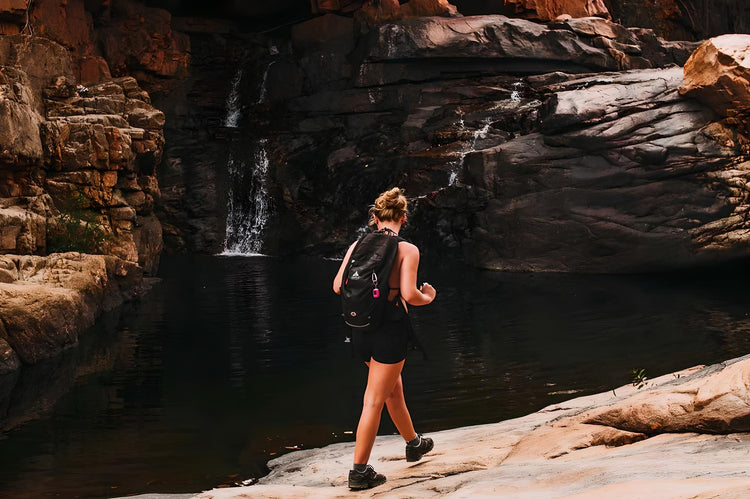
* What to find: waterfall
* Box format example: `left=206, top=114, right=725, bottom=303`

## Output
left=448, top=120, right=493, bottom=186
left=446, top=81, right=525, bottom=186
left=510, top=80, right=523, bottom=103
left=222, top=140, right=271, bottom=256
left=256, top=61, right=275, bottom=104
left=254, top=44, right=280, bottom=105
left=224, top=69, right=243, bottom=128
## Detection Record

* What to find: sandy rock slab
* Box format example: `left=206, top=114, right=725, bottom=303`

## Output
left=0, top=252, right=143, bottom=373
left=195, top=355, right=750, bottom=498
left=680, top=34, right=750, bottom=117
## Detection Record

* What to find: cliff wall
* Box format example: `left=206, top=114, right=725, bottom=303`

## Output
left=0, top=0, right=184, bottom=372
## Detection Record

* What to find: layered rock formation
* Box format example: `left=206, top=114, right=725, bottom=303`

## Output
left=196, top=355, right=750, bottom=497
left=219, top=13, right=750, bottom=272
left=0, top=3, right=174, bottom=372
left=447, top=66, right=749, bottom=272
left=0, top=252, right=143, bottom=372
left=0, top=34, right=165, bottom=273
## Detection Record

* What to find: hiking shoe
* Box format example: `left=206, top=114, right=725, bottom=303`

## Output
left=406, top=434, right=434, bottom=462
left=348, top=465, right=386, bottom=490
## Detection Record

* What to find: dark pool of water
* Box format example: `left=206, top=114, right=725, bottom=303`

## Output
left=1, top=254, right=750, bottom=498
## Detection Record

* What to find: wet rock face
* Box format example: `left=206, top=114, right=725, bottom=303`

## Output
left=454, top=67, right=749, bottom=272
left=0, top=0, right=29, bottom=34
left=152, top=21, right=270, bottom=255
left=232, top=13, right=750, bottom=272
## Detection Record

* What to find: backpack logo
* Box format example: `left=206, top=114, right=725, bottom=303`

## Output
left=352, top=271, right=360, bottom=278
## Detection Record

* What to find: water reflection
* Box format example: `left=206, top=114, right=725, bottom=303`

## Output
left=0, top=255, right=749, bottom=497
left=221, top=255, right=274, bottom=385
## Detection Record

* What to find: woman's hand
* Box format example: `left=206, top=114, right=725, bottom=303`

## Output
left=419, top=282, right=436, bottom=303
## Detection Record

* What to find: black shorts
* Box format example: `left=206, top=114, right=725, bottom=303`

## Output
left=352, top=304, right=410, bottom=364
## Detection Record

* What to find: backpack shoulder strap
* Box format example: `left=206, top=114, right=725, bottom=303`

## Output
left=341, top=233, right=368, bottom=285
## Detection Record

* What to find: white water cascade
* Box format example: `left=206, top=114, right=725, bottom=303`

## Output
left=446, top=81, right=526, bottom=186
left=224, top=68, right=243, bottom=128
left=221, top=62, right=272, bottom=255
left=448, top=119, right=493, bottom=186
left=510, top=80, right=523, bottom=103
left=222, top=141, right=271, bottom=255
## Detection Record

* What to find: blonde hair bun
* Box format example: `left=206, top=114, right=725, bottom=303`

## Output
left=371, top=187, right=408, bottom=224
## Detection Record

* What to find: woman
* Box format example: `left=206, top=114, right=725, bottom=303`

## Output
left=333, top=187, right=437, bottom=490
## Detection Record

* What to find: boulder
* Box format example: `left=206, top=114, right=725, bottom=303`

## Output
left=584, top=359, right=750, bottom=434
left=679, top=34, right=750, bottom=117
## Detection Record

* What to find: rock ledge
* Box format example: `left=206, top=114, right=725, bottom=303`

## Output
left=0, top=252, right=144, bottom=373
left=195, top=355, right=750, bottom=498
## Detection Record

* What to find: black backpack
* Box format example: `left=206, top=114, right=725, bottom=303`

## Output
left=340, top=230, right=400, bottom=331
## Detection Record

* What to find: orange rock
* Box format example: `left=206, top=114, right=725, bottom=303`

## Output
left=679, top=35, right=750, bottom=117
left=400, top=0, right=459, bottom=18
left=358, top=0, right=400, bottom=24
left=358, top=0, right=459, bottom=25
left=0, top=21, right=22, bottom=34
left=314, top=0, right=341, bottom=11
left=0, top=0, right=29, bottom=17
left=505, top=0, right=610, bottom=21
left=78, top=55, right=112, bottom=85
left=30, top=0, right=92, bottom=53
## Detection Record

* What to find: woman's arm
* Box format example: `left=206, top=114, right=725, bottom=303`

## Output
left=332, top=241, right=358, bottom=295
left=398, top=242, right=436, bottom=306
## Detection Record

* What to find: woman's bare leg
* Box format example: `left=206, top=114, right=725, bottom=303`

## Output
left=353, top=359, right=405, bottom=465
left=385, top=375, right=417, bottom=442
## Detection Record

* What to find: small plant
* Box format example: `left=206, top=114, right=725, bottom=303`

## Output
left=47, top=193, right=111, bottom=254
left=631, top=368, right=648, bottom=390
